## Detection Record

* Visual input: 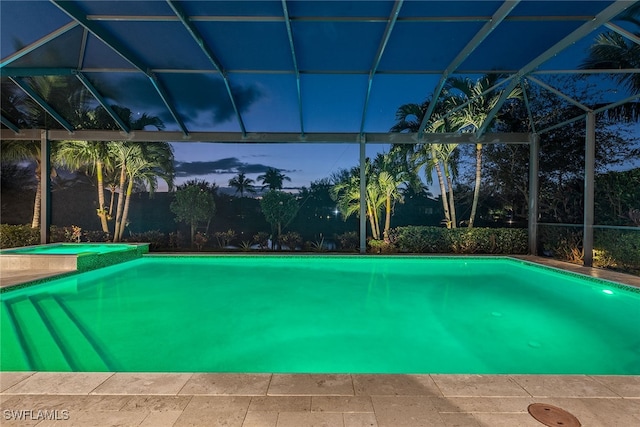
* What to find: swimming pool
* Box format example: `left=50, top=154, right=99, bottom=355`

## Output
left=1, top=256, right=638, bottom=374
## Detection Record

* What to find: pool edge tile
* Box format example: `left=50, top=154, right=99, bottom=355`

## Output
left=179, top=373, right=271, bottom=396
left=510, top=374, right=620, bottom=398
left=90, top=373, right=193, bottom=396
left=430, top=374, right=530, bottom=398
left=0, top=372, right=36, bottom=393
left=3, top=372, right=114, bottom=395
left=589, top=375, right=640, bottom=398
left=268, top=374, right=354, bottom=396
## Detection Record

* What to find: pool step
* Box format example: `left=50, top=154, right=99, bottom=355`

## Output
left=8, top=297, right=72, bottom=371
left=33, top=295, right=111, bottom=371
left=0, top=301, right=32, bottom=371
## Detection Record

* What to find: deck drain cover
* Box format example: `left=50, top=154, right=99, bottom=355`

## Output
left=528, top=403, right=581, bottom=427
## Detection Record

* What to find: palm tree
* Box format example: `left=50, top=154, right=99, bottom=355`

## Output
left=445, top=75, right=522, bottom=227
left=228, top=172, right=256, bottom=197
left=330, top=162, right=384, bottom=240
left=391, top=100, right=458, bottom=228
left=258, top=168, right=291, bottom=190
left=0, top=76, right=88, bottom=229
left=56, top=107, right=165, bottom=235
left=55, top=140, right=114, bottom=232
left=581, top=3, right=640, bottom=96
left=0, top=141, right=57, bottom=228
left=413, top=143, right=459, bottom=228
left=228, top=171, right=256, bottom=219
left=372, top=151, right=411, bottom=240
left=115, top=142, right=174, bottom=242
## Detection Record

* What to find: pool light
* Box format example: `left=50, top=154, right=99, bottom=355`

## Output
left=602, top=289, right=613, bottom=295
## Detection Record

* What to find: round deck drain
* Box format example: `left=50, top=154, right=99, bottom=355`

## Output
left=528, top=403, right=581, bottom=427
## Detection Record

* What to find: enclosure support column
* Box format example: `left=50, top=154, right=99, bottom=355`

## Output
left=583, top=112, right=595, bottom=267
left=359, top=139, right=367, bottom=254
left=40, top=130, right=51, bottom=244
left=528, top=133, right=539, bottom=255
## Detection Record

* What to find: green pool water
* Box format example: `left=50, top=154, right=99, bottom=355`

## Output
left=1, top=243, right=135, bottom=255
left=1, top=256, right=638, bottom=374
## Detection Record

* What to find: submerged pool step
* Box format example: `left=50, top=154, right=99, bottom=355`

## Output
left=0, top=301, right=32, bottom=371
left=8, top=297, right=71, bottom=371
left=33, top=296, right=110, bottom=372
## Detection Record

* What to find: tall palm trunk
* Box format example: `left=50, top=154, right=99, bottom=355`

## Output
left=445, top=172, right=457, bottom=229
left=113, top=164, right=127, bottom=241
left=107, top=186, right=116, bottom=217
left=118, top=178, right=134, bottom=242
left=95, top=160, right=109, bottom=233
left=384, top=195, right=392, bottom=240
left=468, top=143, right=482, bottom=227
left=432, top=146, right=451, bottom=228
left=31, top=165, right=42, bottom=229
left=442, top=159, right=457, bottom=229
left=367, top=188, right=382, bottom=240
left=366, top=197, right=380, bottom=240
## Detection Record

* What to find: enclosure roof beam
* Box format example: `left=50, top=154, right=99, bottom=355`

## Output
left=6, top=67, right=638, bottom=77
left=593, top=92, right=640, bottom=114
left=9, top=77, right=75, bottom=132
left=51, top=0, right=189, bottom=136
left=75, top=72, right=131, bottom=133
left=281, top=0, right=304, bottom=136
left=520, top=77, right=537, bottom=134
left=526, top=76, right=592, bottom=112
left=0, top=68, right=76, bottom=78
left=0, top=22, right=79, bottom=68
left=604, top=22, right=640, bottom=46
left=475, top=0, right=634, bottom=138
left=0, top=129, right=530, bottom=145
left=166, top=0, right=246, bottom=135
left=537, top=113, right=586, bottom=135
left=360, top=0, right=404, bottom=136
left=148, top=73, right=189, bottom=136
left=418, top=0, right=520, bottom=137
left=1, top=116, right=21, bottom=133
left=82, top=13, right=594, bottom=24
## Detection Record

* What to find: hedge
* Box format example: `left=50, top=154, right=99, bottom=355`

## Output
left=0, top=224, right=40, bottom=249
left=387, top=226, right=528, bottom=254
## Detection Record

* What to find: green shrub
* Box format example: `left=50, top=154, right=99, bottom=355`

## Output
left=0, top=224, right=40, bottom=248
left=388, top=226, right=447, bottom=252
left=82, top=230, right=110, bottom=242
left=594, top=229, right=640, bottom=273
left=389, top=226, right=528, bottom=254
left=539, top=226, right=583, bottom=263
left=125, top=230, right=167, bottom=250
left=367, top=239, right=397, bottom=254
left=335, top=231, right=359, bottom=251
left=214, top=229, right=236, bottom=248
left=280, top=231, right=302, bottom=250
left=252, top=232, right=270, bottom=250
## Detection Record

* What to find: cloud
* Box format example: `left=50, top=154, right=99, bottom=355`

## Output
left=98, top=74, right=262, bottom=128
left=174, top=157, right=295, bottom=177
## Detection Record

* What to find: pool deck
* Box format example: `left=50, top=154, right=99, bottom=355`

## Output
left=1, top=372, right=639, bottom=427
left=1, top=255, right=639, bottom=426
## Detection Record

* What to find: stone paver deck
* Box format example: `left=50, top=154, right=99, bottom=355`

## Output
left=1, top=256, right=639, bottom=426
left=1, top=372, right=639, bottom=426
